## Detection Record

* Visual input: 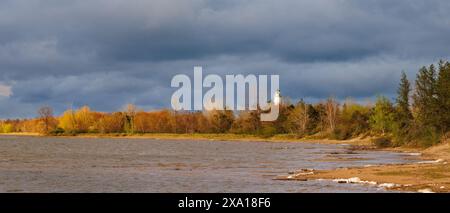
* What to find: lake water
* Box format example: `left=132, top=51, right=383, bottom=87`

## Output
left=0, top=136, right=420, bottom=193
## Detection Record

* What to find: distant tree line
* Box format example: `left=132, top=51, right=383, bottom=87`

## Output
left=1, top=60, right=450, bottom=147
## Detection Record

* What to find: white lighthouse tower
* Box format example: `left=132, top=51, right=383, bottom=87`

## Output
left=273, top=89, right=281, bottom=106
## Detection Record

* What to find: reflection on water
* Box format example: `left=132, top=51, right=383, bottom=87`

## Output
left=0, top=136, right=419, bottom=193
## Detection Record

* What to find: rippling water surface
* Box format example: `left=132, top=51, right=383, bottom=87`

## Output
left=0, top=136, right=420, bottom=192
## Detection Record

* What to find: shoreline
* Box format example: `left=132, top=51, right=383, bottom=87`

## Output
left=276, top=142, right=450, bottom=193
left=0, top=132, right=375, bottom=145
left=2, top=132, right=448, bottom=193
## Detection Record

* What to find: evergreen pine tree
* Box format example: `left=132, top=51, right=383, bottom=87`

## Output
left=396, top=71, right=413, bottom=129
left=436, top=60, right=450, bottom=132
left=412, top=65, right=438, bottom=128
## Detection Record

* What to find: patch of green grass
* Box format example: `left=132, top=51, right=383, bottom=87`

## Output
left=422, top=170, right=448, bottom=179
left=376, top=170, right=413, bottom=176
left=421, top=166, right=450, bottom=179
left=376, top=165, right=450, bottom=179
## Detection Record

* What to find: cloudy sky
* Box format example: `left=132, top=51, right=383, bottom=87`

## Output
left=1, top=0, right=450, bottom=118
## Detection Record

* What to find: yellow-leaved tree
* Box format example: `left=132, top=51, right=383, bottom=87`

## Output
left=59, top=109, right=77, bottom=132
left=75, top=106, right=95, bottom=132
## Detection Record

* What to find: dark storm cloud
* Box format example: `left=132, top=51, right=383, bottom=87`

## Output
left=1, top=0, right=450, bottom=117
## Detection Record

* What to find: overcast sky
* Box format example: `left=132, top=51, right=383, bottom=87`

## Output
left=1, top=0, right=450, bottom=118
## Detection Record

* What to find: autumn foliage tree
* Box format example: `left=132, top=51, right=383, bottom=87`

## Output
left=284, top=100, right=309, bottom=136
left=96, top=112, right=125, bottom=133
left=325, top=96, right=339, bottom=132
left=37, top=106, right=57, bottom=134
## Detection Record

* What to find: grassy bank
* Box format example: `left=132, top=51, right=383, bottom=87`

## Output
left=0, top=132, right=375, bottom=146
